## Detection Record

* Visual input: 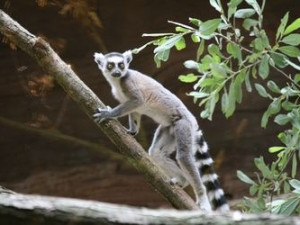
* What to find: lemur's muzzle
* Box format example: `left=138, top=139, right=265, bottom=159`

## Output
left=112, top=71, right=122, bottom=77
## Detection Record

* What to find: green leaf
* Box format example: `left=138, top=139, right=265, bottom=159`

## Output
left=175, top=37, right=186, bottom=51
left=209, top=0, right=222, bottom=12
left=234, top=70, right=246, bottom=103
left=257, top=197, right=266, bottom=210
left=278, top=198, right=300, bottom=216
left=258, top=55, right=270, bottom=79
left=251, top=66, right=257, bottom=78
left=197, top=40, right=205, bottom=61
left=274, top=114, right=290, bottom=125
left=199, top=78, right=216, bottom=87
left=268, top=146, right=285, bottom=153
left=270, top=52, right=289, bottom=68
left=153, top=37, right=167, bottom=46
left=221, top=91, right=229, bottom=114
left=184, top=60, right=199, bottom=70
left=281, top=34, right=300, bottom=46
left=199, top=19, right=221, bottom=36
left=154, top=35, right=182, bottom=53
left=191, top=33, right=201, bottom=43
left=175, top=26, right=190, bottom=33
left=206, top=93, right=217, bottom=120
left=237, top=170, right=256, bottom=185
left=261, top=98, right=281, bottom=128
left=294, top=73, right=300, bottom=83
left=187, top=91, right=210, bottom=98
left=200, top=109, right=210, bottom=119
left=282, top=100, right=296, bottom=111
left=260, top=30, right=270, bottom=49
left=254, top=157, right=272, bottom=179
left=226, top=81, right=236, bottom=118
left=276, top=12, right=289, bottom=41
left=210, top=63, right=227, bottom=78
left=254, top=83, right=269, bottom=98
left=154, top=55, right=161, bottom=68
left=267, top=80, right=281, bottom=93
left=245, top=71, right=252, bottom=92
left=227, top=6, right=236, bottom=20
left=200, top=55, right=214, bottom=71
left=284, top=18, right=300, bottom=35
left=280, top=86, right=300, bottom=96
left=243, top=18, right=258, bottom=31
left=284, top=181, right=291, bottom=194
left=178, top=73, right=198, bottom=83
left=227, top=0, right=242, bottom=19
left=245, top=0, right=261, bottom=14
left=189, top=17, right=202, bottom=27
left=227, top=0, right=243, bottom=8
left=234, top=8, right=256, bottom=19
left=292, top=154, right=297, bottom=178
left=278, top=46, right=300, bottom=57
left=154, top=48, right=170, bottom=67
left=261, top=110, right=270, bottom=128
left=271, top=200, right=285, bottom=214
left=249, top=184, right=258, bottom=196
left=269, top=98, right=281, bottom=114
left=226, top=42, right=242, bottom=62
left=289, top=179, right=300, bottom=190
left=157, top=49, right=170, bottom=61
left=208, top=44, right=223, bottom=58
left=252, top=37, right=264, bottom=52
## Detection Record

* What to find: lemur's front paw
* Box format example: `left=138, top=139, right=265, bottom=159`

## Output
left=93, top=106, right=112, bottom=123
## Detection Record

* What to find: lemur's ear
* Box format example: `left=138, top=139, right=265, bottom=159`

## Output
left=123, top=50, right=133, bottom=64
left=94, top=53, right=105, bottom=70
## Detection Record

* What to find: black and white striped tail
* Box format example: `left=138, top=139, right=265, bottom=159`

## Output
left=195, top=131, right=230, bottom=211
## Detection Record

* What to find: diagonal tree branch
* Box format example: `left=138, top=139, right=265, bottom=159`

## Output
left=0, top=9, right=198, bottom=210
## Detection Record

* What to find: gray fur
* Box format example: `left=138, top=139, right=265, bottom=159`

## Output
left=93, top=51, right=229, bottom=212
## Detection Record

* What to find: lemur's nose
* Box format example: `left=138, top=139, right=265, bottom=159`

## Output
left=112, top=71, right=121, bottom=77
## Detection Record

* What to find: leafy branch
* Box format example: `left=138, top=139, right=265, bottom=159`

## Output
left=133, top=0, right=300, bottom=215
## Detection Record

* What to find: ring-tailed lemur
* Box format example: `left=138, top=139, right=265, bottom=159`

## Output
left=93, top=50, right=229, bottom=212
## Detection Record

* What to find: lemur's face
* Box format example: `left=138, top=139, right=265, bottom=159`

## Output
left=105, top=54, right=127, bottom=78
left=94, top=51, right=132, bottom=78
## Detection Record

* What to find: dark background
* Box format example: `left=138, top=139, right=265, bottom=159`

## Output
left=0, top=0, right=298, bottom=208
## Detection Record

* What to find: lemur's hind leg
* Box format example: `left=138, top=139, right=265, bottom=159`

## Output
left=148, top=125, right=188, bottom=188
left=127, top=113, right=141, bottom=135
left=173, top=119, right=212, bottom=212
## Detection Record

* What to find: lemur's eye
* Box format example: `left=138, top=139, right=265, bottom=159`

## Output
left=119, top=63, right=125, bottom=70
left=107, top=63, right=114, bottom=70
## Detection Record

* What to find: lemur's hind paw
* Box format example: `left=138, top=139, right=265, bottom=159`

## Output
left=170, top=177, right=186, bottom=188
left=126, top=129, right=138, bottom=136
left=196, top=195, right=212, bottom=212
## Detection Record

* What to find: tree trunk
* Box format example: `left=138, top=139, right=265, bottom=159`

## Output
left=0, top=9, right=198, bottom=210
left=1, top=187, right=299, bottom=225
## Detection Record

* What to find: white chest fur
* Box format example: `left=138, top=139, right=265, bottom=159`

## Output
left=110, top=79, right=128, bottom=103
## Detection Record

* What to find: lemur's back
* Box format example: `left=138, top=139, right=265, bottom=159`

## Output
left=127, top=69, right=197, bottom=127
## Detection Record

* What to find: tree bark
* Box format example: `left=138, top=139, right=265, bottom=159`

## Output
left=0, top=187, right=299, bottom=225
left=0, top=10, right=198, bottom=210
